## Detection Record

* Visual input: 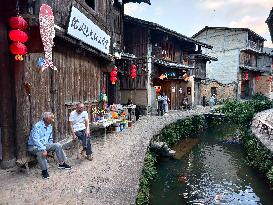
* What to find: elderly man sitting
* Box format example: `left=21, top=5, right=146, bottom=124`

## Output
left=28, top=112, right=71, bottom=179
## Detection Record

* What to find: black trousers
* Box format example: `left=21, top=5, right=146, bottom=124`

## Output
left=158, top=101, right=164, bottom=116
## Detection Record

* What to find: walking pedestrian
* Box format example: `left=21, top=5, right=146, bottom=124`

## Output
left=162, top=92, right=170, bottom=113
left=209, top=94, right=216, bottom=108
left=157, top=92, right=165, bottom=116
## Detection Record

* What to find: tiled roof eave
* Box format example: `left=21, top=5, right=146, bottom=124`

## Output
left=154, top=59, right=195, bottom=69
left=239, top=65, right=271, bottom=73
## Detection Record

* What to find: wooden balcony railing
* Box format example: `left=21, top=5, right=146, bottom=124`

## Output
left=245, top=40, right=262, bottom=53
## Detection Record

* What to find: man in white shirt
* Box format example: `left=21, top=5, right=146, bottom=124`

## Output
left=69, top=103, right=93, bottom=160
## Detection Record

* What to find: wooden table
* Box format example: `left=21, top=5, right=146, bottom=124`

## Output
left=92, top=121, right=113, bottom=138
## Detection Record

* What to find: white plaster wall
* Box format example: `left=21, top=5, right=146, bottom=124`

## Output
left=194, top=28, right=248, bottom=84
left=206, top=49, right=239, bottom=84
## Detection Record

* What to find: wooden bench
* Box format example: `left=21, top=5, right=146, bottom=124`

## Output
left=16, top=151, right=56, bottom=175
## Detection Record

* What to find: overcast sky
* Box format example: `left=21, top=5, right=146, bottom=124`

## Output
left=124, top=0, right=273, bottom=47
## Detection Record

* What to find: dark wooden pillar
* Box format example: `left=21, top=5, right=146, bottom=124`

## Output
left=0, top=19, right=16, bottom=168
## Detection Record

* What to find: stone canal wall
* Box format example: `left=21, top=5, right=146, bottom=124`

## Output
left=251, top=109, right=273, bottom=152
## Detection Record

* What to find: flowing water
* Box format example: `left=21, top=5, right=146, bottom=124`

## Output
left=150, top=124, right=273, bottom=205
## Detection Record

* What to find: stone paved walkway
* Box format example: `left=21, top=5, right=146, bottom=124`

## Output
left=0, top=107, right=210, bottom=205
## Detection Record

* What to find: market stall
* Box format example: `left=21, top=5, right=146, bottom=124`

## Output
left=91, top=103, right=136, bottom=137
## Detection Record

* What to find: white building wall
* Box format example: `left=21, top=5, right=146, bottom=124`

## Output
left=206, top=49, right=239, bottom=84
left=194, top=29, right=248, bottom=84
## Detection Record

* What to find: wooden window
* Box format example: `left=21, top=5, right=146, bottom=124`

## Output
left=161, top=41, right=175, bottom=61
left=182, top=52, right=189, bottom=65
left=240, top=52, right=257, bottom=67
left=85, top=0, right=95, bottom=10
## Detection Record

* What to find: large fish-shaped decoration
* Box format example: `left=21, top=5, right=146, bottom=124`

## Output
left=39, top=4, right=57, bottom=71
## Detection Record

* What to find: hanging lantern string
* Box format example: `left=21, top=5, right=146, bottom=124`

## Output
left=130, top=64, right=137, bottom=79
left=9, top=16, right=28, bottom=61
left=16, top=0, right=20, bottom=15
left=110, top=66, right=118, bottom=85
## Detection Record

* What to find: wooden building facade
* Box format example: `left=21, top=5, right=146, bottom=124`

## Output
left=0, top=0, right=149, bottom=168
left=123, top=16, right=215, bottom=113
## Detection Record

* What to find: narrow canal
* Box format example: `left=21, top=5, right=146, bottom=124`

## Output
left=149, top=124, right=273, bottom=205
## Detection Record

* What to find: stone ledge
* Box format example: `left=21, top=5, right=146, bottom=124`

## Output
left=0, top=158, right=16, bottom=169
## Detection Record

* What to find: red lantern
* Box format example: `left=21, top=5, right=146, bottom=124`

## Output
left=9, top=16, right=28, bottom=61
left=9, top=30, right=28, bottom=43
left=245, top=72, right=248, bottom=80
left=9, top=16, right=28, bottom=30
left=131, top=73, right=137, bottom=78
left=110, top=76, right=117, bottom=84
left=9, top=42, right=27, bottom=61
left=10, top=42, right=27, bottom=55
left=130, top=64, right=137, bottom=79
left=255, top=75, right=260, bottom=81
left=110, top=70, right=117, bottom=77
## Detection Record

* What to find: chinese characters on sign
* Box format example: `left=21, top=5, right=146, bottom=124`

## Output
left=67, top=6, right=111, bottom=54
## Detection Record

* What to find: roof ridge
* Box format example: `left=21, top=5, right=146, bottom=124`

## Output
left=124, top=15, right=213, bottom=49
left=192, top=26, right=266, bottom=41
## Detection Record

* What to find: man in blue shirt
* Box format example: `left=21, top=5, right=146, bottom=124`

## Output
left=28, top=112, right=71, bottom=179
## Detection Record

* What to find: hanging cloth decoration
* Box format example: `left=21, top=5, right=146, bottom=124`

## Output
left=8, top=16, right=28, bottom=61
left=39, top=4, right=57, bottom=71
left=182, top=73, right=190, bottom=82
left=37, top=57, right=45, bottom=68
left=159, top=74, right=167, bottom=80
